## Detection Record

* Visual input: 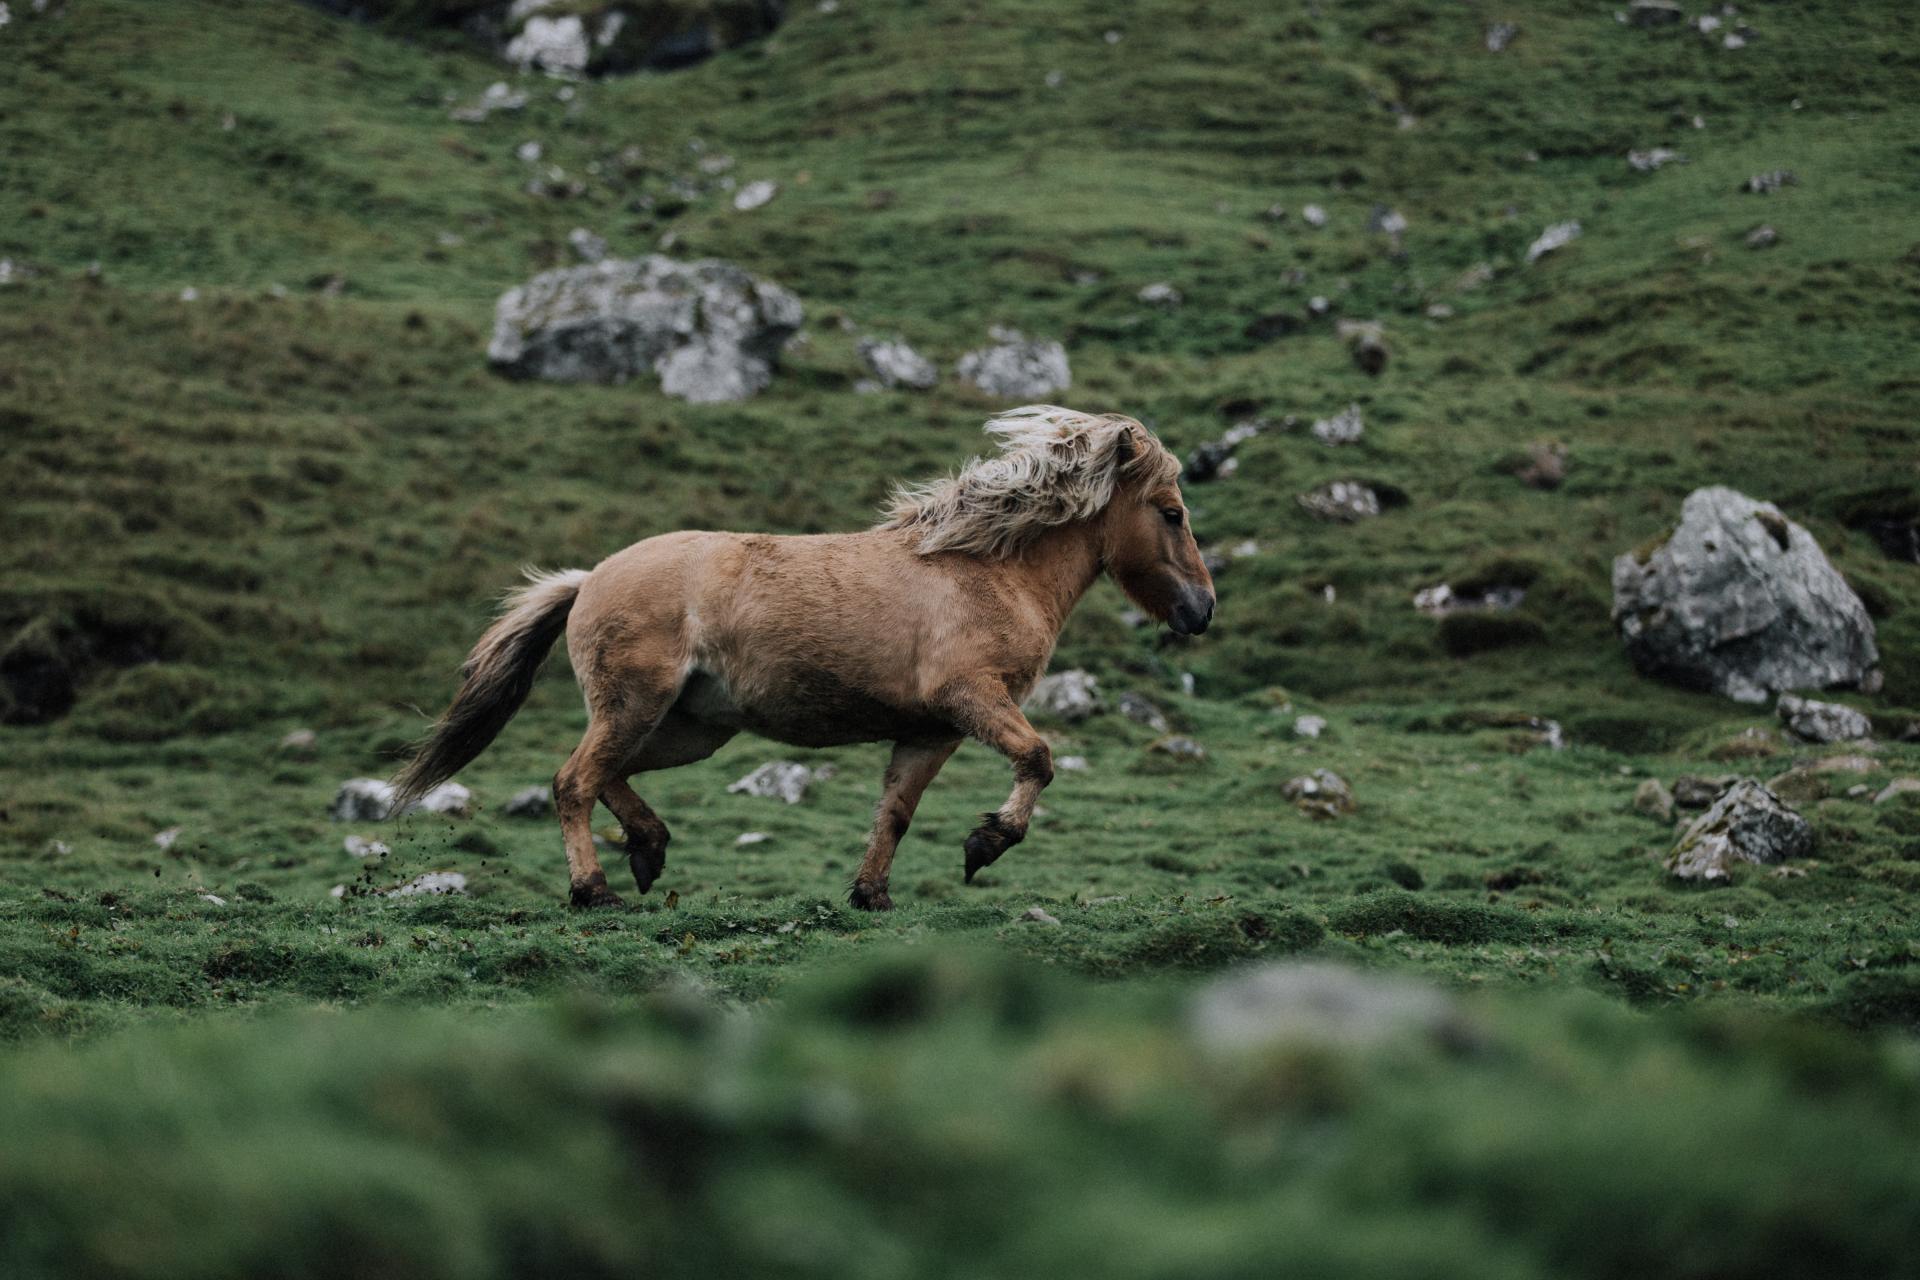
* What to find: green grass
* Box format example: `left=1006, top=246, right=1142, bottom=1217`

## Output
left=2, top=0, right=1920, bottom=1268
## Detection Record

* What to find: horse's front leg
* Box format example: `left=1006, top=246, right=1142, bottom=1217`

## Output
left=940, top=679, right=1054, bottom=884
left=849, top=738, right=960, bottom=911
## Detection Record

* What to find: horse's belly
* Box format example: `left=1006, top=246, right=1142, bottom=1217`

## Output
left=675, top=668, right=950, bottom=748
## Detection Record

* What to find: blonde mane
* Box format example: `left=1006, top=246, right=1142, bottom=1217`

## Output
left=878, top=405, right=1181, bottom=558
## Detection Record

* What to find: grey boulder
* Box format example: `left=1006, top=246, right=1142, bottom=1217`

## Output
left=1023, top=670, right=1103, bottom=723
left=1777, top=694, right=1872, bottom=744
left=856, top=337, right=938, bottom=391
left=1666, top=779, right=1812, bottom=881
left=956, top=329, right=1071, bottom=399
left=487, top=255, right=804, bottom=402
left=1612, top=487, right=1878, bottom=703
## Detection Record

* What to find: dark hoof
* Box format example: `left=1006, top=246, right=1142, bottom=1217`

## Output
left=628, top=847, right=666, bottom=894
left=963, top=812, right=1024, bottom=883
left=848, top=881, right=894, bottom=912
left=625, top=828, right=668, bottom=895
left=569, top=872, right=625, bottom=910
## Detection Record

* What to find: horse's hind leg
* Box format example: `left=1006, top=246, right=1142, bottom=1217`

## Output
left=849, top=738, right=960, bottom=912
left=938, top=678, right=1054, bottom=884
left=603, top=711, right=737, bottom=895
left=554, top=676, right=680, bottom=909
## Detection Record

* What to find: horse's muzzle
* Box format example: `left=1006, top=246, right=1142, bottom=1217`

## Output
left=1168, top=589, right=1215, bottom=637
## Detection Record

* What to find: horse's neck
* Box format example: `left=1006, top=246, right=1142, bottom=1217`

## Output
left=1005, top=521, right=1105, bottom=635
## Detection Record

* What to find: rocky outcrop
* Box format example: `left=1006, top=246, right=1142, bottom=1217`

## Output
left=1612, top=488, right=1878, bottom=703
left=956, top=329, right=1070, bottom=399
left=1777, top=694, right=1871, bottom=744
left=1666, top=780, right=1812, bottom=881
left=314, top=2, right=785, bottom=78
left=856, top=337, right=938, bottom=391
left=1023, top=670, right=1102, bottom=723
left=487, top=256, right=803, bottom=402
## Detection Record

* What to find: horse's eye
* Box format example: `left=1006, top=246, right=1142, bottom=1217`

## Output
left=1161, top=508, right=1183, bottom=526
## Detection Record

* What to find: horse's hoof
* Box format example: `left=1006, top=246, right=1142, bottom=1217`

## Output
left=963, top=812, right=1023, bottom=883
left=569, top=874, right=626, bottom=910
left=628, top=848, right=665, bottom=895
left=848, top=882, right=893, bottom=912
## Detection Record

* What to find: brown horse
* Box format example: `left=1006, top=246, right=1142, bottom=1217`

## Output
left=389, top=405, right=1215, bottom=910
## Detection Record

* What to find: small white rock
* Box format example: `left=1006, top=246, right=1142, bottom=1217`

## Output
left=154, top=827, right=182, bottom=851
left=1021, top=906, right=1063, bottom=926
left=736, top=831, right=772, bottom=846
left=733, top=180, right=779, bottom=212
left=1293, top=715, right=1327, bottom=739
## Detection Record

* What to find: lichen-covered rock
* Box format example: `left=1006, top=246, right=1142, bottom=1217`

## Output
left=1776, top=694, right=1872, bottom=744
left=1613, top=488, right=1878, bottom=703
left=1298, top=481, right=1380, bottom=522
left=856, top=337, right=938, bottom=391
left=503, top=785, right=553, bottom=817
left=727, top=761, right=819, bottom=805
left=1311, top=403, right=1365, bottom=445
left=487, top=256, right=802, bottom=402
left=955, top=330, right=1070, bottom=399
left=1633, top=777, right=1676, bottom=822
left=329, top=778, right=472, bottom=822
left=1022, top=670, right=1102, bottom=723
left=1282, top=769, right=1356, bottom=819
left=1666, top=779, right=1812, bottom=881
left=1117, top=691, right=1169, bottom=733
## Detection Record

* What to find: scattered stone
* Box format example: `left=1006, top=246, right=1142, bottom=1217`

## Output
left=1627, top=0, right=1684, bottom=27
left=1525, top=220, right=1581, bottom=264
left=1149, top=736, right=1208, bottom=762
left=1117, top=691, right=1170, bottom=733
left=386, top=872, right=469, bottom=898
left=1742, top=170, right=1796, bottom=195
left=1777, top=694, right=1872, bottom=744
left=1515, top=440, right=1569, bottom=489
left=329, top=778, right=472, bottom=821
left=1628, top=147, right=1686, bottom=173
left=1368, top=205, right=1408, bottom=253
left=1183, top=419, right=1265, bottom=482
left=1302, top=204, right=1328, bottom=228
left=1137, top=282, right=1182, bottom=308
left=1023, top=670, right=1103, bottom=722
left=733, top=179, right=779, bottom=212
left=153, top=827, right=182, bottom=851
left=344, top=835, right=389, bottom=859
left=955, top=329, right=1071, bottom=399
left=1298, top=481, right=1381, bottom=523
left=1412, top=583, right=1527, bottom=617
left=1764, top=766, right=1828, bottom=806
left=1191, top=962, right=1464, bottom=1052
left=1293, top=714, right=1327, bottom=740
left=1746, top=224, right=1779, bottom=249
left=735, top=831, right=771, bottom=846
left=1020, top=906, right=1062, bottom=926
left=1336, top=321, right=1389, bottom=375
left=199, top=893, right=227, bottom=907
left=1874, top=779, right=1920, bottom=806
left=1310, top=403, right=1365, bottom=445
left=503, top=785, right=553, bottom=818
left=1486, top=22, right=1518, bottom=51
left=856, top=337, right=938, bottom=391
left=1612, top=487, right=1879, bottom=703
left=1667, top=780, right=1812, bottom=881
left=1056, top=756, right=1090, bottom=772
left=506, top=13, right=589, bottom=75
left=567, top=227, right=608, bottom=263
left=516, top=139, right=544, bottom=164
left=1672, top=774, right=1741, bottom=809
left=728, top=762, right=820, bottom=805
left=451, top=81, right=529, bottom=123
left=1633, top=777, right=1676, bottom=822
left=278, top=728, right=318, bottom=754
left=1282, top=769, right=1356, bottom=819
left=487, top=256, right=804, bottom=403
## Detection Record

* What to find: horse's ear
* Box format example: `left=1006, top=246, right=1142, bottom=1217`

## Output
left=1114, top=425, right=1136, bottom=468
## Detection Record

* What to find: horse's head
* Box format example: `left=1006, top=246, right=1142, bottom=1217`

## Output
left=1101, top=420, right=1216, bottom=636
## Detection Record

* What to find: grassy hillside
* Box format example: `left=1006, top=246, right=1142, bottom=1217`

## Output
left=2, top=1, right=1919, bottom=1268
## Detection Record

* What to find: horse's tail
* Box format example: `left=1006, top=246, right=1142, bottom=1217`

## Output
left=388, top=567, right=589, bottom=815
